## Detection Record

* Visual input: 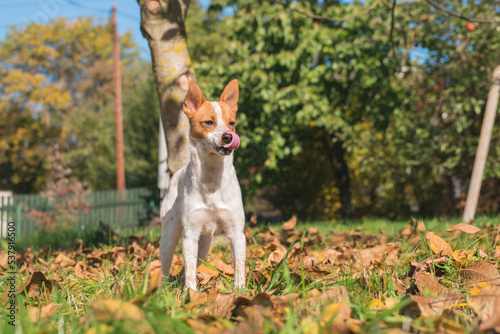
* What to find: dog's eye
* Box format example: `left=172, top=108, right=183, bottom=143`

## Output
left=229, top=121, right=235, bottom=126
left=204, top=120, right=214, bottom=125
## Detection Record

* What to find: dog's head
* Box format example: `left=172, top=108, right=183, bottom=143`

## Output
left=183, top=80, right=239, bottom=156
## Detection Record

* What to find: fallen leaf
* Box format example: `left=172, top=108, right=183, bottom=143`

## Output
left=459, top=260, right=500, bottom=285
left=321, top=302, right=351, bottom=334
left=468, top=285, right=500, bottom=332
left=368, top=298, right=385, bottom=310
left=301, top=317, right=320, bottom=334
left=74, top=263, right=88, bottom=278
left=91, top=299, right=154, bottom=333
left=414, top=271, right=450, bottom=296
left=21, top=271, right=61, bottom=302
left=54, top=253, right=76, bottom=268
left=452, top=249, right=470, bottom=266
left=401, top=295, right=463, bottom=317
left=426, top=231, right=453, bottom=256
left=147, top=268, right=162, bottom=295
left=446, top=223, right=481, bottom=234
left=214, top=259, right=234, bottom=275
left=282, top=216, right=297, bottom=231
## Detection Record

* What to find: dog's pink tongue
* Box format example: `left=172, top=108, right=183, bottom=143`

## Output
left=223, top=130, right=240, bottom=150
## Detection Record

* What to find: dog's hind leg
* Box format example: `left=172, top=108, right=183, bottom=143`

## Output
left=197, top=236, right=212, bottom=263
left=159, top=212, right=182, bottom=280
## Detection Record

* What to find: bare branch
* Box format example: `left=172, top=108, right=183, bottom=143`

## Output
left=389, top=0, right=397, bottom=56
left=423, top=0, right=500, bottom=23
left=274, top=0, right=382, bottom=22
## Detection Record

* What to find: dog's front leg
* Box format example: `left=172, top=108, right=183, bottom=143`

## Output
left=182, top=232, right=200, bottom=291
left=178, top=235, right=212, bottom=285
left=228, top=230, right=246, bottom=289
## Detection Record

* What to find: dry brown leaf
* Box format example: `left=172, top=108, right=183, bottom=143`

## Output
left=214, top=259, right=234, bottom=275
left=436, top=309, right=466, bottom=334
left=478, top=305, right=500, bottom=333
left=147, top=269, right=162, bottom=295
left=91, top=299, right=154, bottom=333
left=282, top=216, right=297, bottom=231
left=321, top=302, right=351, bottom=334
left=268, top=250, right=285, bottom=266
left=414, top=271, right=450, bottom=296
left=21, top=271, right=61, bottom=302
left=392, top=277, right=407, bottom=293
left=401, top=295, right=463, bottom=317
left=28, top=303, right=63, bottom=322
left=74, top=263, right=89, bottom=279
left=459, top=260, right=500, bottom=285
left=426, top=231, right=453, bottom=256
left=306, top=286, right=349, bottom=304
left=54, top=253, right=76, bottom=268
left=452, top=249, right=470, bottom=266
left=198, top=263, right=219, bottom=279
left=467, top=285, right=500, bottom=332
left=446, top=223, right=481, bottom=234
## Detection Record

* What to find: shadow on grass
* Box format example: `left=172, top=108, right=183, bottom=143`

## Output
left=15, top=226, right=115, bottom=252
left=14, top=222, right=162, bottom=252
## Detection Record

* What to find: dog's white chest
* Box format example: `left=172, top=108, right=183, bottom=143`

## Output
left=189, top=201, right=238, bottom=236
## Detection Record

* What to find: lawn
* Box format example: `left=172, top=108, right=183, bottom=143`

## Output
left=1, top=216, right=499, bottom=333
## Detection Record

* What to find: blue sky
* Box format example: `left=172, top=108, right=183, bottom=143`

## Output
left=0, top=0, right=210, bottom=59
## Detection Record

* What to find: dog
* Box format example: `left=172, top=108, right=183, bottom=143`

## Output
left=159, top=80, right=246, bottom=291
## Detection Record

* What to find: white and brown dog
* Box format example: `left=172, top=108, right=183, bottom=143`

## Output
left=159, top=80, right=246, bottom=291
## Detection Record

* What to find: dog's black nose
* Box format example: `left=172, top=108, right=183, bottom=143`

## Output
left=222, top=133, right=232, bottom=145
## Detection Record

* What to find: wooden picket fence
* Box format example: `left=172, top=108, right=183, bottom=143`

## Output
left=0, top=187, right=160, bottom=238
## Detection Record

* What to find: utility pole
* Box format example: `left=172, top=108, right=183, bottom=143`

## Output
left=112, top=3, right=125, bottom=191
left=463, top=66, right=500, bottom=223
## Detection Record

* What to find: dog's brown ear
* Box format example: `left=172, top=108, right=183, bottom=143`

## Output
left=220, top=79, right=239, bottom=113
left=183, top=81, right=206, bottom=117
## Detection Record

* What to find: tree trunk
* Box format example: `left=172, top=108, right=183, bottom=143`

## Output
left=322, top=134, right=354, bottom=220
left=137, top=0, right=194, bottom=174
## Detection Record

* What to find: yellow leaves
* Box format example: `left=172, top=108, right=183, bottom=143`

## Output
left=301, top=317, right=320, bottom=334
left=452, top=249, right=470, bottom=266
left=368, top=298, right=384, bottom=310
left=426, top=231, right=453, bottom=256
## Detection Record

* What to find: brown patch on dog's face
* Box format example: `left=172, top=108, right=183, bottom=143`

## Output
left=218, top=102, right=236, bottom=132
left=187, top=102, right=218, bottom=139
left=183, top=81, right=216, bottom=139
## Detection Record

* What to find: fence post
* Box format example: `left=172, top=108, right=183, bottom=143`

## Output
left=463, top=66, right=500, bottom=223
left=17, top=205, right=22, bottom=238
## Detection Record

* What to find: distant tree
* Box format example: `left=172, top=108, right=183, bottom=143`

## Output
left=188, top=0, right=500, bottom=219
left=374, top=0, right=500, bottom=216
left=193, top=0, right=401, bottom=219
left=0, top=17, right=140, bottom=193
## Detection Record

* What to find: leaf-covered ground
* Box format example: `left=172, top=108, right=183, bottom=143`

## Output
left=1, top=217, right=500, bottom=333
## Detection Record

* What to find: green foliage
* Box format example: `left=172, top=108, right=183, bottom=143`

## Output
left=191, top=0, right=402, bottom=218
left=0, top=17, right=160, bottom=193
left=66, top=65, right=160, bottom=190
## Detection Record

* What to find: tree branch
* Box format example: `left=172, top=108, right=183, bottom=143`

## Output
left=274, top=0, right=382, bottom=22
left=389, top=0, right=397, bottom=56
left=423, top=0, right=500, bottom=23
